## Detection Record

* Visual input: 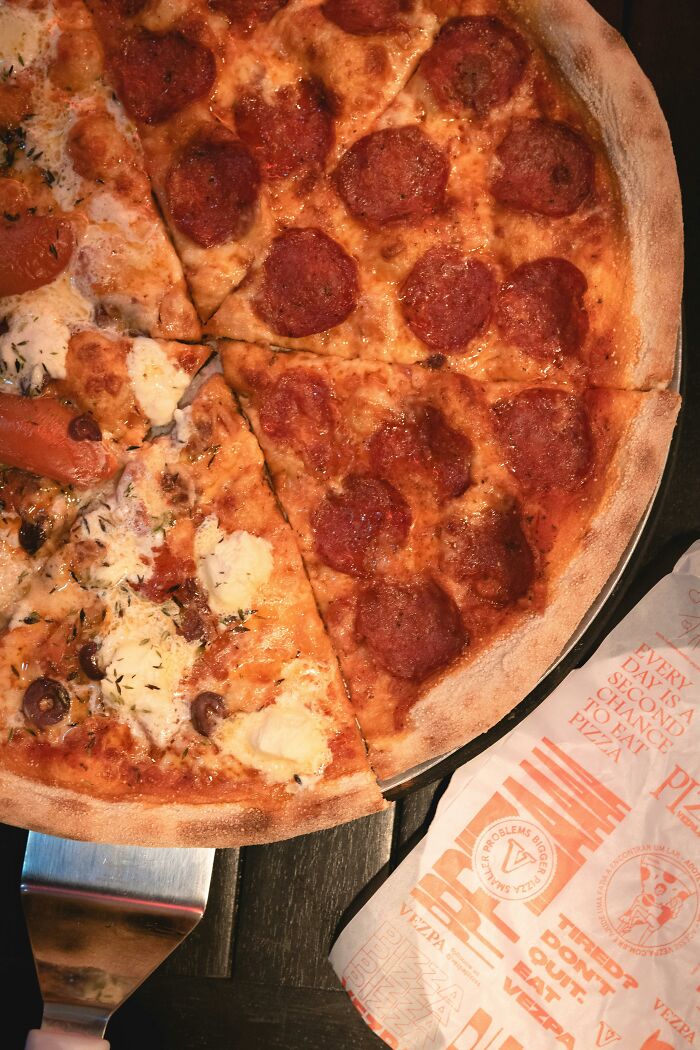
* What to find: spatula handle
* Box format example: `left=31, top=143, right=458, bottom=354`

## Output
left=25, top=1031, right=109, bottom=1049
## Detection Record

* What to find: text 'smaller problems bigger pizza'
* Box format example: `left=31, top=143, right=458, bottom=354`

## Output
left=0, top=0, right=682, bottom=844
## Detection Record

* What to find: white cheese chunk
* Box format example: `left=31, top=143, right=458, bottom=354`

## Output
left=214, top=696, right=332, bottom=781
left=0, top=273, right=94, bottom=392
left=194, top=517, right=273, bottom=616
left=0, top=6, right=46, bottom=74
left=126, top=338, right=190, bottom=427
left=77, top=496, right=162, bottom=590
left=172, top=406, right=193, bottom=445
left=99, top=591, right=198, bottom=748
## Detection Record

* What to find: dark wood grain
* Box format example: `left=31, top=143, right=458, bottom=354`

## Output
left=232, top=807, right=396, bottom=990
left=164, top=849, right=241, bottom=979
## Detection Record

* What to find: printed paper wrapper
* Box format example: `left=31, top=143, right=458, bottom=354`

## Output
left=330, top=543, right=700, bottom=1050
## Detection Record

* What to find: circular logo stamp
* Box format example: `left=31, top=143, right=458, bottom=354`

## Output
left=597, top=845, right=700, bottom=956
left=472, top=818, right=556, bottom=901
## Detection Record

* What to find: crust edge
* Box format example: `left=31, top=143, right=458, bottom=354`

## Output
left=0, top=768, right=386, bottom=847
left=508, top=0, right=683, bottom=389
left=372, top=389, right=681, bottom=778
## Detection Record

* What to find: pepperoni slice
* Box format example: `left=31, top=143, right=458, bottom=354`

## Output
left=421, top=16, right=528, bottom=118
left=400, top=247, right=496, bottom=352
left=491, top=119, right=594, bottom=217
left=322, top=0, right=401, bottom=36
left=166, top=125, right=260, bottom=247
left=369, top=404, right=472, bottom=500
left=254, top=228, right=358, bottom=337
left=496, top=257, right=588, bottom=360
left=0, top=394, right=118, bottom=489
left=312, top=475, right=411, bottom=577
left=259, top=368, right=336, bottom=471
left=440, top=507, right=535, bottom=605
left=333, top=126, right=448, bottom=228
left=355, top=578, right=466, bottom=681
left=0, top=214, right=73, bottom=297
left=110, top=31, right=216, bottom=125
left=208, top=0, right=288, bottom=34
left=235, top=79, right=334, bottom=179
left=493, top=388, right=593, bottom=493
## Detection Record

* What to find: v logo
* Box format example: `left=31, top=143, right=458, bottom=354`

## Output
left=501, top=837, right=536, bottom=874
left=595, top=1021, right=621, bottom=1047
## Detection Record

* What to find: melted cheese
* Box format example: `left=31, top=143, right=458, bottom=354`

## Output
left=0, top=5, right=46, bottom=74
left=22, top=91, right=84, bottom=211
left=194, top=517, right=273, bottom=615
left=99, top=591, right=198, bottom=748
left=214, top=695, right=331, bottom=781
left=0, top=273, right=94, bottom=392
left=172, top=406, right=193, bottom=445
left=126, top=339, right=190, bottom=427
left=77, top=497, right=162, bottom=589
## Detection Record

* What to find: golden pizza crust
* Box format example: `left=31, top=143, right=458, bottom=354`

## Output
left=371, top=389, right=680, bottom=778
left=0, top=765, right=386, bottom=846
left=508, top=0, right=682, bottom=387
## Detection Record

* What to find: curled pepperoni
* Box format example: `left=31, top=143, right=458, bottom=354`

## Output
left=166, top=125, right=260, bottom=247
left=259, top=368, right=336, bottom=471
left=400, top=247, right=496, bottom=352
left=322, top=0, right=401, bottom=36
left=208, top=0, right=288, bottom=33
left=421, top=16, right=528, bottom=118
left=333, top=127, right=448, bottom=228
left=110, top=31, right=216, bottom=125
left=312, top=475, right=411, bottom=577
left=491, top=119, right=594, bottom=217
left=356, top=578, right=466, bottom=681
left=493, top=388, right=593, bottom=493
left=0, top=214, right=73, bottom=297
left=235, top=79, right=334, bottom=179
left=254, top=228, right=358, bottom=337
left=440, top=507, right=535, bottom=605
left=369, top=404, right=472, bottom=501
left=496, top=257, right=588, bottom=360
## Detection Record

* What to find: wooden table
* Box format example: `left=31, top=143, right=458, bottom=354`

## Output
left=1, top=1, right=697, bottom=1045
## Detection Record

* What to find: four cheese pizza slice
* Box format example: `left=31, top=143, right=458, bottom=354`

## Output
left=0, top=0, right=200, bottom=340
left=221, top=342, right=679, bottom=777
left=0, top=375, right=383, bottom=844
left=208, top=0, right=680, bottom=392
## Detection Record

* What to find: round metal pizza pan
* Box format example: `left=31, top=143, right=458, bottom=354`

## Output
left=381, top=324, right=684, bottom=799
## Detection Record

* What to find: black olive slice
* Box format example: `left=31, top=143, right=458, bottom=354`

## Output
left=68, top=413, right=102, bottom=442
left=78, top=641, right=105, bottom=681
left=18, top=517, right=48, bottom=555
left=22, top=677, right=70, bottom=727
left=190, top=691, right=226, bottom=737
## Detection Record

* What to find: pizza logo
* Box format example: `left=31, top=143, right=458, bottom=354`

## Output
left=472, top=819, right=556, bottom=901
left=597, top=846, right=700, bottom=955
left=595, top=1021, right=621, bottom=1046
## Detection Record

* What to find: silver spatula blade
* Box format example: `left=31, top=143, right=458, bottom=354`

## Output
left=21, top=833, right=215, bottom=1047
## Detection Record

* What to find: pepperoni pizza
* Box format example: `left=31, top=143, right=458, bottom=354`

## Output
left=0, top=0, right=683, bottom=844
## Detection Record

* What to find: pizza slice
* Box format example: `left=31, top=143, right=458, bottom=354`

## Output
left=81, top=0, right=437, bottom=321
left=208, top=0, right=680, bottom=392
left=0, top=0, right=200, bottom=340
left=221, top=342, right=679, bottom=777
left=0, top=375, right=383, bottom=844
